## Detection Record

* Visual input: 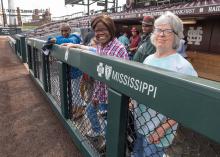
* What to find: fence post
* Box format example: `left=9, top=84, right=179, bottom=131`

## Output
left=27, top=45, right=32, bottom=70
left=16, top=38, right=20, bottom=56
left=15, top=40, right=17, bottom=54
left=42, top=54, right=48, bottom=92
left=58, top=61, right=69, bottom=119
left=20, top=36, right=27, bottom=63
left=32, top=47, right=37, bottom=77
left=107, top=88, right=129, bottom=157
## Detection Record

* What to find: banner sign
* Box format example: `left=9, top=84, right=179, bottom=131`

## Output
left=1, top=9, right=47, bottom=14
left=0, top=28, right=22, bottom=35
left=110, top=4, right=220, bottom=20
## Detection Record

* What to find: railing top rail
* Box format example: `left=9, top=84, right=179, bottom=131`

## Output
left=8, top=36, right=16, bottom=44
left=15, top=34, right=26, bottom=39
left=27, top=38, right=220, bottom=143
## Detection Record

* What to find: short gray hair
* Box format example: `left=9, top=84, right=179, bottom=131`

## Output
left=60, top=23, right=71, bottom=30
left=151, top=11, right=184, bottom=49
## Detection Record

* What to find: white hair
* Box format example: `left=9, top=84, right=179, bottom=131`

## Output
left=151, top=11, right=184, bottom=49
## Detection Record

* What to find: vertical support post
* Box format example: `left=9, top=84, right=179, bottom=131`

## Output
left=18, top=39, right=21, bottom=56
left=32, top=47, right=37, bottom=77
left=116, top=0, right=118, bottom=12
left=87, top=0, right=90, bottom=16
left=27, top=45, right=32, bottom=69
left=15, top=41, right=17, bottom=54
left=1, top=0, right=6, bottom=27
left=47, top=56, right=51, bottom=93
left=16, top=38, right=19, bottom=55
left=20, top=36, right=27, bottom=63
left=42, top=54, right=48, bottom=92
left=106, top=88, right=129, bottom=157
left=105, top=0, right=108, bottom=12
left=58, top=61, right=69, bottom=119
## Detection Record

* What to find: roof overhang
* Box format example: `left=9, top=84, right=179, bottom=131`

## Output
left=110, top=1, right=220, bottom=20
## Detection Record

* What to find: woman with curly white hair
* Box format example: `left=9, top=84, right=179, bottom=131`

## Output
left=133, top=11, right=198, bottom=157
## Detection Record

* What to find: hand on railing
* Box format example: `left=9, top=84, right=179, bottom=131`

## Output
left=61, top=43, right=81, bottom=48
left=61, top=43, right=95, bottom=52
left=49, top=38, right=56, bottom=43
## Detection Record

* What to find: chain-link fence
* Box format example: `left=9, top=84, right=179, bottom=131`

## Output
left=67, top=70, right=107, bottom=156
left=47, top=55, right=61, bottom=106
left=125, top=100, right=220, bottom=157
left=30, top=47, right=35, bottom=71
left=65, top=69, right=220, bottom=157
left=23, top=37, right=220, bottom=157
left=34, top=48, right=43, bottom=83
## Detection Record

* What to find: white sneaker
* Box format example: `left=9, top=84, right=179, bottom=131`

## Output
left=82, top=101, right=87, bottom=107
left=86, top=129, right=101, bottom=138
left=97, top=110, right=107, bottom=117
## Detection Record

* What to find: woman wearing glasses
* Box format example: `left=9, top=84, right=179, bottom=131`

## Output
left=133, top=11, right=198, bottom=157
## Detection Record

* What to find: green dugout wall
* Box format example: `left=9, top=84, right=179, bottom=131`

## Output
left=10, top=36, right=220, bottom=157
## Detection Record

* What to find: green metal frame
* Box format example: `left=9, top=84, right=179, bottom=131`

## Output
left=15, top=34, right=27, bottom=63
left=58, top=62, right=69, bottom=119
left=42, top=54, right=49, bottom=92
left=20, top=36, right=27, bottom=63
left=26, top=44, right=33, bottom=70
left=107, top=88, right=129, bottom=157
left=23, top=38, right=220, bottom=156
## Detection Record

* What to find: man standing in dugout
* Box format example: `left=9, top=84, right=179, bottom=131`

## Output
left=133, top=15, right=156, bottom=63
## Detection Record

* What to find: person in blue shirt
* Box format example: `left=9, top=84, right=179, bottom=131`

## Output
left=48, top=23, right=81, bottom=45
left=176, top=38, right=188, bottom=58
left=48, top=23, right=84, bottom=120
left=118, top=31, right=130, bottom=48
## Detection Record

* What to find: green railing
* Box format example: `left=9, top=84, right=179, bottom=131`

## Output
left=8, top=36, right=16, bottom=52
left=14, top=34, right=27, bottom=63
left=10, top=36, right=220, bottom=157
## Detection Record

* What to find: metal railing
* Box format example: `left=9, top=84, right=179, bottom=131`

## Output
left=9, top=36, right=220, bottom=157
left=14, top=34, right=27, bottom=63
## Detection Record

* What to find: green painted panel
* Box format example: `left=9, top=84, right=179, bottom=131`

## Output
left=107, top=89, right=129, bottom=157
left=26, top=38, right=220, bottom=143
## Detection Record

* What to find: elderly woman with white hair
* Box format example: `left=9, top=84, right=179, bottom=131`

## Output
left=133, top=11, right=198, bottom=157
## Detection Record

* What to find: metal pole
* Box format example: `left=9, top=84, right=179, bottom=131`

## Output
left=87, top=0, right=89, bottom=16
left=105, top=0, right=107, bottom=12
left=1, top=0, right=5, bottom=27
left=113, top=0, right=115, bottom=12
left=116, top=0, right=118, bottom=12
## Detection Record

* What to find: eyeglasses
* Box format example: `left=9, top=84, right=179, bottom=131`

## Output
left=153, top=28, right=177, bottom=36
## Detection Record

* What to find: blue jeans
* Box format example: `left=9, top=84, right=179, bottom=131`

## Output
left=71, top=76, right=84, bottom=106
left=128, top=53, right=134, bottom=60
left=86, top=102, right=107, bottom=134
left=133, top=132, right=165, bottom=157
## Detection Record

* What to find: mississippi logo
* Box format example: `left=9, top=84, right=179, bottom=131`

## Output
left=97, top=62, right=104, bottom=77
left=97, top=62, right=113, bottom=80
left=105, top=65, right=112, bottom=80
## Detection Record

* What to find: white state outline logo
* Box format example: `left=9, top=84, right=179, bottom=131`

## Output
left=97, top=62, right=113, bottom=80
left=97, top=62, right=104, bottom=77
left=105, top=65, right=112, bottom=80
